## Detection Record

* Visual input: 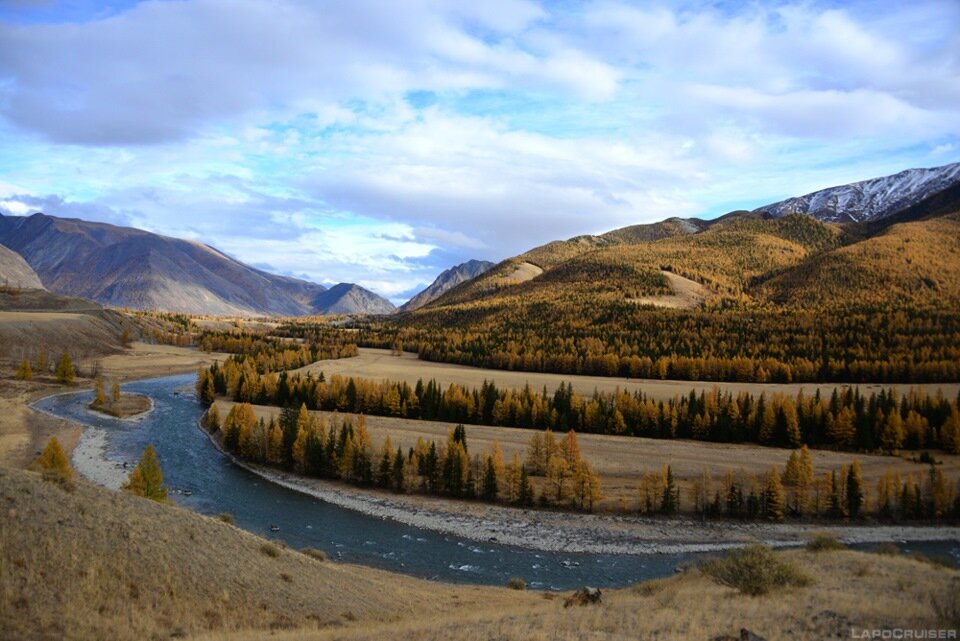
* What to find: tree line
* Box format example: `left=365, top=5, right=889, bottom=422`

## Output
left=206, top=404, right=602, bottom=511
left=345, top=305, right=960, bottom=384
left=197, top=362, right=960, bottom=454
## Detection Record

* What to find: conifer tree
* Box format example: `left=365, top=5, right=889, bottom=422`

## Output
left=124, top=444, right=167, bottom=501
left=111, top=381, right=121, bottom=405
left=55, top=351, right=74, bottom=385
left=660, top=465, right=678, bottom=515
left=205, top=403, right=221, bottom=431
left=546, top=454, right=570, bottom=503
left=91, top=377, right=106, bottom=407
left=846, top=459, right=864, bottom=518
left=481, top=456, right=498, bottom=501
left=517, top=466, right=533, bottom=506
left=765, top=466, right=786, bottom=521
left=15, top=358, right=32, bottom=381
left=392, top=447, right=405, bottom=492
left=827, top=470, right=844, bottom=519
left=880, top=410, right=905, bottom=452
left=32, top=436, right=73, bottom=483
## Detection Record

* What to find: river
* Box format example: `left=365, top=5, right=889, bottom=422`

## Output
left=33, top=373, right=959, bottom=590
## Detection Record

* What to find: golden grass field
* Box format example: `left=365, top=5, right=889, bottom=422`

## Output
left=294, top=348, right=960, bottom=403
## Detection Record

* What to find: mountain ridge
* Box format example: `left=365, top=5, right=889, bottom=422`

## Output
left=400, top=259, right=494, bottom=312
left=0, top=212, right=393, bottom=316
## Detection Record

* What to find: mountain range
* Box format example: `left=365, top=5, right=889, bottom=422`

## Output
left=1, top=162, right=958, bottom=317
left=410, top=161, right=960, bottom=315
left=0, top=213, right=393, bottom=316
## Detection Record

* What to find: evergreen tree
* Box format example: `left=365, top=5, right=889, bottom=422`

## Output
left=517, top=466, right=533, bottom=506
left=93, top=377, right=106, bottom=407
left=205, top=403, right=221, bottom=431
left=32, top=436, right=73, bottom=483
left=392, top=447, right=405, bottom=492
left=827, top=470, right=844, bottom=519
left=765, top=467, right=786, bottom=521
left=846, top=459, right=864, bottom=518
left=660, top=465, right=678, bottom=515
left=481, top=456, right=499, bottom=501
left=15, top=358, right=32, bottom=381
left=55, top=351, right=74, bottom=385
left=124, top=444, right=167, bottom=501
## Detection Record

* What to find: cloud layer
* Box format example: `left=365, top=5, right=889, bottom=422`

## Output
left=0, top=0, right=958, bottom=302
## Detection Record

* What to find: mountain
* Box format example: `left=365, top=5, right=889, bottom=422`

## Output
left=0, top=212, right=384, bottom=317
left=310, top=282, right=396, bottom=315
left=755, top=162, right=960, bottom=223
left=0, top=242, right=44, bottom=289
left=400, top=259, right=495, bottom=312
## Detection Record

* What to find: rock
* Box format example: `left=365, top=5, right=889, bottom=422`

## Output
left=711, top=629, right=768, bottom=641
left=563, top=586, right=602, bottom=608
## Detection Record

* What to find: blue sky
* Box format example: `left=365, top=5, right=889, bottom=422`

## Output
left=0, top=0, right=958, bottom=303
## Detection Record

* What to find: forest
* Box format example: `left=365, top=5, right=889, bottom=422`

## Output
left=197, top=360, right=960, bottom=454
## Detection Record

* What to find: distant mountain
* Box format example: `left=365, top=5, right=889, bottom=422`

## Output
left=756, top=162, right=960, bottom=223
left=400, top=260, right=495, bottom=312
left=310, top=283, right=396, bottom=315
left=0, top=243, right=44, bottom=289
left=0, top=212, right=390, bottom=316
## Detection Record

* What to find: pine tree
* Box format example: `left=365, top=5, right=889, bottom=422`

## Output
left=880, top=410, right=905, bottom=452
left=124, top=444, right=167, bottom=501
left=546, top=454, right=570, bottom=503
left=32, top=436, right=73, bottom=483
left=111, top=381, right=121, bottom=405
left=481, top=456, right=499, bottom=501
left=765, top=466, right=786, bottom=521
left=392, top=447, right=405, bottom=492
left=517, top=466, right=533, bottom=506
left=55, top=351, right=74, bottom=385
left=205, top=403, right=221, bottom=431
left=846, top=459, right=864, bottom=518
left=93, top=377, right=106, bottom=407
left=660, top=465, right=678, bottom=515
left=15, top=358, right=32, bottom=381
left=827, top=470, right=844, bottom=519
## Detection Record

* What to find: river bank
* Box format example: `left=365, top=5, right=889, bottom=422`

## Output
left=200, top=422, right=960, bottom=556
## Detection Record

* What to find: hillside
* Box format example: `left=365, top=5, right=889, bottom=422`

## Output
left=756, top=212, right=960, bottom=306
left=0, top=289, right=137, bottom=366
left=400, top=260, right=494, bottom=312
left=0, top=213, right=392, bottom=317
left=0, top=466, right=533, bottom=641
left=0, top=243, right=43, bottom=290
left=310, top=283, right=395, bottom=315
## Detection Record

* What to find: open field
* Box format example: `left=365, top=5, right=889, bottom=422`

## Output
left=201, top=547, right=958, bottom=641
left=217, top=400, right=960, bottom=512
left=629, top=270, right=707, bottom=309
left=82, top=341, right=231, bottom=381
left=294, top=348, right=960, bottom=402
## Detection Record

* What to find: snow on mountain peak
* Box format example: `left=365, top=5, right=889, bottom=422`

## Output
left=756, top=162, right=960, bottom=223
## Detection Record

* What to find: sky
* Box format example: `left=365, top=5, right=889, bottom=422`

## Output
left=0, top=1, right=958, bottom=304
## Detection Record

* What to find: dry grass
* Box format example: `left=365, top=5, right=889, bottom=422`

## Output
left=0, top=466, right=536, bottom=641
left=199, top=549, right=957, bottom=641
left=293, top=347, right=960, bottom=405
left=628, top=270, right=708, bottom=309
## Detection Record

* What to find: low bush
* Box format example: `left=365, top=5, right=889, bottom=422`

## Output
left=216, top=512, right=234, bottom=525
left=806, top=533, right=845, bottom=552
left=701, top=544, right=812, bottom=596
left=507, top=577, right=527, bottom=590
left=301, top=548, right=327, bottom=562
left=259, top=543, right=280, bottom=558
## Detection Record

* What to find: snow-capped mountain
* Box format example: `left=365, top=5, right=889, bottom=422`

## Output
left=756, top=162, right=960, bottom=223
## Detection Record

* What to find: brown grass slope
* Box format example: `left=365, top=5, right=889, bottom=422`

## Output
left=0, top=290, right=138, bottom=365
left=0, top=244, right=43, bottom=290
left=0, top=466, right=534, bottom=641
left=756, top=212, right=960, bottom=307
left=208, top=548, right=957, bottom=641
